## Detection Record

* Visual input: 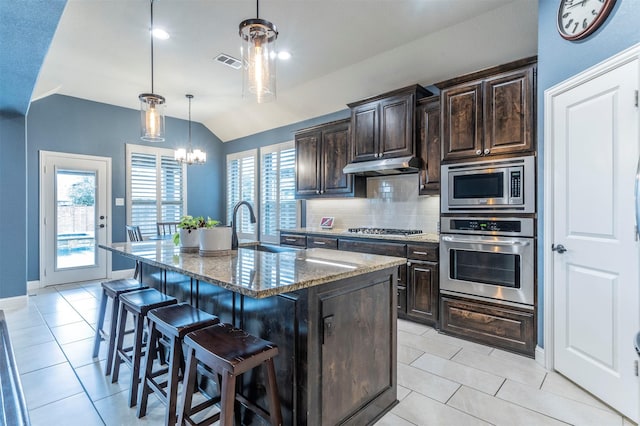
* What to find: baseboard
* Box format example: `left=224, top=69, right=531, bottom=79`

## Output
left=0, top=295, right=29, bottom=309
left=27, top=280, right=40, bottom=294
left=535, top=345, right=546, bottom=368
left=111, top=269, right=135, bottom=280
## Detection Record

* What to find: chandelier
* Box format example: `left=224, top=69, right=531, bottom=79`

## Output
left=239, top=0, right=278, bottom=103
left=175, top=94, right=206, bottom=165
left=139, top=0, right=166, bottom=142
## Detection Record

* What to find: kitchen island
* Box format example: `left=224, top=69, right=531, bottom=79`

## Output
left=100, top=240, right=405, bottom=425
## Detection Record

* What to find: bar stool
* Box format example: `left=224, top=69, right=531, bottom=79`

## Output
left=111, top=288, right=177, bottom=407
left=177, top=323, right=283, bottom=426
left=137, top=303, right=220, bottom=426
left=92, top=278, right=148, bottom=376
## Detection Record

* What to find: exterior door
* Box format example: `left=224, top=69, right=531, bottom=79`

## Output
left=549, top=56, right=639, bottom=421
left=40, top=151, right=111, bottom=286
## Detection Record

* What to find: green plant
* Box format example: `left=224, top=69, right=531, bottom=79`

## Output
left=173, top=215, right=221, bottom=245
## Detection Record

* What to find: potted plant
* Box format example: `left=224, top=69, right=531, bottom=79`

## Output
left=173, top=215, right=202, bottom=252
left=198, top=217, right=232, bottom=255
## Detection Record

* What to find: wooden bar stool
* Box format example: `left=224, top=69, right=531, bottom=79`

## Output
left=111, top=288, right=177, bottom=407
left=92, top=278, right=148, bottom=376
left=177, top=323, right=283, bottom=426
left=137, top=303, right=220, bottom=426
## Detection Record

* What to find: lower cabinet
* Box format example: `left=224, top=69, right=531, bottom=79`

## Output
left=440, top=295, right=535, bottom=357
left=397, top=264, right=408, bottom=316
left=407, top=260, right=438, bottom=326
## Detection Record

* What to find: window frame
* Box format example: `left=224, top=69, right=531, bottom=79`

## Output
left=125, top=143, right=187, bottom=238
left=226, top=148, right=258, bottom=242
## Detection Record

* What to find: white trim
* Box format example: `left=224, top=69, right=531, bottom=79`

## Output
left=27, top=281, right=40, bottom=293
left=0, top=295, right=29, bottom=309
left=543, top=41, right=640, bottom=375
left=111, top=269, right=136, bottom=280
left=535, top=345, right=545, bottom=368
left=39, top=151, right=112, bottom=286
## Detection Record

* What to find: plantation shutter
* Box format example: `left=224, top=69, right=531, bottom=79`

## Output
left=226, top=149, right=257, bottom=240
left=127, top=144, right=186, bottom=238
left=260, top=141, right=298, bottom=243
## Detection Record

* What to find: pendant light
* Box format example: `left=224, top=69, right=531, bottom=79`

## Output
left=239, top=0, right=278, bottom=103
left=174, top=95, right=206, bottom=165
left=139, top=0, right=166, bottom=142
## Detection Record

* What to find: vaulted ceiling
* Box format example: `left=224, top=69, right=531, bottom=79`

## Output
left=5, top=0, right=538, bottom=141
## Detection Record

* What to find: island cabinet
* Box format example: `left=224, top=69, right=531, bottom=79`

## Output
left=416, top=96, right=441, bottom=195
left=348, top=85, right=432, bottom=163
left=295, top=118, right=366, bottom=199
left=438, top=57, right=536, bottom=162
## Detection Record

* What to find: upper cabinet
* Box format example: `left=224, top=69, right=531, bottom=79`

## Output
left=348, top=85, right=432, bottom=163
left=417, top=96, right=440, bottom=195
left=438, top=57, right=536, bottom=162
left=295, top=119, right=366, bottom=199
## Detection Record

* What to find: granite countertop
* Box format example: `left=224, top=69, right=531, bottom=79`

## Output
left=280, top=227, right=440, bottom=243
left=100, top=241, right=405, bottom=299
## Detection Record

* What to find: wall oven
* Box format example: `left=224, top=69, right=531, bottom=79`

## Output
left=441, top=155, right=535, bottom=214
left=440, top=217, right=535, bottom=307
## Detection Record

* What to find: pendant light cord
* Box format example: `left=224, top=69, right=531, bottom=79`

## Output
left=150, top=0, right=155, bottom=93
left=256, top=0, right=259, bottom=19
left=188, top=97, right=192, bottom=149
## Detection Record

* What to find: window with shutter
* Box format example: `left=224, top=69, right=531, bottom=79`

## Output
left=226, top=149, right=257, bottom=241
left=260, top=141, right=298, bottom=243
left=126, top=144, right=186, bottom=238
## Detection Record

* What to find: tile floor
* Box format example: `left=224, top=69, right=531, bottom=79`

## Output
left=1, top=281, right=636, bottom=426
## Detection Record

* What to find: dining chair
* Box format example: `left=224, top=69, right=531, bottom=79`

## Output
left=156, top=222, right=179, bottom=236
left=126, top=225, right=143, bottom=279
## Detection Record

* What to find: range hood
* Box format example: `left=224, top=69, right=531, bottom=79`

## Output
left=342, top=156, right=421, bottom=176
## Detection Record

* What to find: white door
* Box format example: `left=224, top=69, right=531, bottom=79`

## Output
left=40, top=151, right=111, bottom=286
left=549, top=57, right=639, bottom=421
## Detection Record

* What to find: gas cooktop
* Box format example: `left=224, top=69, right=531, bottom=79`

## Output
left=347, top=227, right=423, bottom=236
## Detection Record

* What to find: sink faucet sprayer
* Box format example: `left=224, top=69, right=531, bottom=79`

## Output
left=231, top=201, right=256, bottom=250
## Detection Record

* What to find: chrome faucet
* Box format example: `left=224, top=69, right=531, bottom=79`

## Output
left=231, top=200, right=257, bottom=250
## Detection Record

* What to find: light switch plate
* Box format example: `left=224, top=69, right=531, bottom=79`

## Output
left=115, top=198, right=124, bottom=206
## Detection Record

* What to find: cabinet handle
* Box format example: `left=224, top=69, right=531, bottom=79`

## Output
left=285, top=238, right=297, bottom=242
left=420, top=184, right=425, bottom=190
left=475, top=150, right=482, bottom=155
left=315, top=190, right=320, bottom=194
left=313, top=241, right=326, bottom=245
left=484, top=148, right=491, bottom=155
left=411, top=251, right=428, bottom=256
left=379, top=153, right=383, bottom=158
left=320, top=190, right=324, bottom=194
left=374, top=153, right=379, bottom=158
left=407, top=261, right=412, bottom=266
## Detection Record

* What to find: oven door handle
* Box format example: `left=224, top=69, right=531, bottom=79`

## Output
left=441, top=235, right=530, bottom=246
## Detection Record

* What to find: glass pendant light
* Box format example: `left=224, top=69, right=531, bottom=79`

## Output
left=139, top=0, right=166, bottom=142
left=239, top=0, right=278, bottom=103
left=175, top=95, right=206, bottom=165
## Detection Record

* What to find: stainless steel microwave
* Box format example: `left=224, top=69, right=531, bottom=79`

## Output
left=441, top=155, right=535, bottom=214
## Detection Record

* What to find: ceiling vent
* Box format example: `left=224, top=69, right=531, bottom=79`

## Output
left=214, top=53, right=241, bottom=70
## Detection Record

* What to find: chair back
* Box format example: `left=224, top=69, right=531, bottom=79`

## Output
left=126, top=225, right=143, bottom=242
left=157, top=222, right=179, bottom=236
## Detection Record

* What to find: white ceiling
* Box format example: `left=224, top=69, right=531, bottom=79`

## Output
left=33, top=0, right=538, bottom=142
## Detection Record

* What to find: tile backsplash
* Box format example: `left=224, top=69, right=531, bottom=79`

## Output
left=306, top=174, right=440, bottom=233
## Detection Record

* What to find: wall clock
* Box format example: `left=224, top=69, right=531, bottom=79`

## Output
left=557, top=0, right=616, bottom=41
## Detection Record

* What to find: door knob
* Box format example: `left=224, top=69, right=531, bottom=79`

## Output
left=99, top=224, right=105, bottom=228
left=551, top=244, right=567, bottom=253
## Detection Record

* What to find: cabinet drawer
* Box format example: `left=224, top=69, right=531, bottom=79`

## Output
left=338, top=239, right=406, bottom=258
left=307, top=236, right=338, bottom=250
left=280, top=234, right=307, bottom=247
left=407, top=243, right=438, bottom=261
left=440, top=296, right=535, bottom=356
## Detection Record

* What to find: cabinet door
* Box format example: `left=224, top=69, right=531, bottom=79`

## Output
left=351, top=102, right=379, bottom=162
left=295, top=132, right=321, bottom=196
left=407, top=261, right=438, bottom=326
left=322, top=121, right=353, bottom=195
left=483, top=66, right=534, bottom=156
left=417, top=97, right=440, bottom=195
left=379, top=94, right=415, bottom=158
left=397, top=263, right=407, bottom=317
left=441, top=82, right=483, bottom=161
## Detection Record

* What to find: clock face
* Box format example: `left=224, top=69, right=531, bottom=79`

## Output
left=557, top=0, right=616, bottom=41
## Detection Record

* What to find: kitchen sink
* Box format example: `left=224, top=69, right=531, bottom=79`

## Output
left=248, top=244, right=300, bottom=253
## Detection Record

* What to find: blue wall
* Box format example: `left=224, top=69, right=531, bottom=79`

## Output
left=0, top=113, right=28, bottom=298
left=536, top=0, right=640, bottom=346
left=26, top=95, right=225, bottom=280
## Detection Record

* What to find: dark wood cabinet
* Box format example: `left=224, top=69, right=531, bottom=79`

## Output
left=307, top=236, right=338, bottom=250
left=440, top=295, right=535, bottom=356
left=338, top=239, right=406, bottom=258
left=348, top=85, right=432, bottom=163
left=417, top=96, right=441, bottom=195
left=438, top=57, right=536, bottom=162
left=279, top=233, right=306, bottom=247
left=295, top=119, right=366, bottom=199
left=407, top=261, right=438, bottom=326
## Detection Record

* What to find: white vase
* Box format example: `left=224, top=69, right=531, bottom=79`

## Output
left=199, top=226, right=232, bottom=255
left=179, top=228, right=199, bottom=252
